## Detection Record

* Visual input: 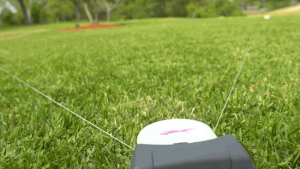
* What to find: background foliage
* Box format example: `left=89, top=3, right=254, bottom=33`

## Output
left=1, top=0, right=299, bottom=26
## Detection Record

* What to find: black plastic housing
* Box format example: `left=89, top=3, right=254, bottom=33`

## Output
left=130, top=134, right=255, bottom=169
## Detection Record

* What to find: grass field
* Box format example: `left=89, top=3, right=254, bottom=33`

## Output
left=0, top=16, right=300, bottom=168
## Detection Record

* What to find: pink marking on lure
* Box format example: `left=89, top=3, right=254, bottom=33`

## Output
left=160, top=128, right=194, bottom=135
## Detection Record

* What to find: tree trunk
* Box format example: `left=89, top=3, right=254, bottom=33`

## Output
left=0, top=14, right=2, bottom=26
left=72, top=0, right=82, bottom=20
left=93, top=0, right=98, bottom=23
left=83, top=0, right=93, bottom=23
left=162, top=0, right=167, bottom=16
left=106, top=8, right=111, bottom=21
left=27, top=7, right=32, bottom=23
left=18, top=0, right=31, bottom=24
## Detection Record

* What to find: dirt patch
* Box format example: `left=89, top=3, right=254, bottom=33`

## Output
left=60, top=23, right=122, bottom=32
left=0, top=29, right=50, bottom=41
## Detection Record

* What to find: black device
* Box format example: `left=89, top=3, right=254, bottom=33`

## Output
left=131, top=134, right=256, bottom=169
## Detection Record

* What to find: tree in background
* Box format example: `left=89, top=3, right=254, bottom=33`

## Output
left=112, top=0, right=168, bottom=20
left=0, top=0, right=18, bottom=25
left=160, top=0, right=167, bottom=17
left=266, top=0, right=293, bottom=9
left=186, top=0, right=216, bottom=18
left=127, top=0, right=154, bottom=19
left=93, top=0, right=98, bottom=23
left=72, top=0, right=82, bottom=20
left=24, top=0, right=31, bottom=23
left=166, top=0, right=190, bottom=17
left=83, top=0, right=93, bottom=23
left=30, top=0, right=47, bottom=23
left=17, top=0, right=31, bottom=24
left=215, top=0, right=244, bottom=16
left=0, top=1, right=3, bottom=25
left=1, top=0, right=297, bottom=26
left=100, top=0, right=120, bottom=21
left=186, top=0, right=244, bottom=18
left=48, top=0, right=74, bottom=22
left=150, top=0, right=168, bottom=17
left=23, top=0, right=43, bottom=24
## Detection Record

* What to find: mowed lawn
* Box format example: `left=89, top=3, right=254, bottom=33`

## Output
left=0, top=16, right=299, bottom=168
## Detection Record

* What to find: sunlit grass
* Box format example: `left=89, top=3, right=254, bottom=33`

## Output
left=266, top=5, right=300, bottom=16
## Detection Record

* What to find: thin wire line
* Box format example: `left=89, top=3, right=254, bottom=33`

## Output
left=0, top=67, right=135, bottom=151
left=214, top=45, right=252, bottom=132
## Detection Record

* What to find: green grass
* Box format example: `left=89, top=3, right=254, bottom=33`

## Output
left=0, top=16, right=299, bottom=168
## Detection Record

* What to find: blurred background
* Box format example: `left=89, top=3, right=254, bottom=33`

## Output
left=0, top=0, right=299, bottom=26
